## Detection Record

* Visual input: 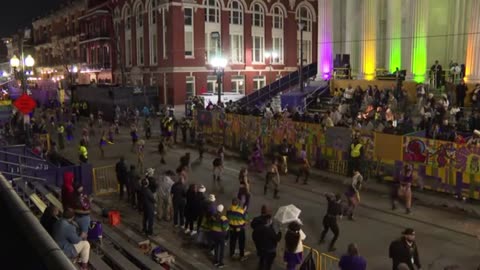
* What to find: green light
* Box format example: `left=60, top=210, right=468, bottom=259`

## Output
left=388, top=42, right=402, bottom=73
left=412, top=35, right=428, bottom=83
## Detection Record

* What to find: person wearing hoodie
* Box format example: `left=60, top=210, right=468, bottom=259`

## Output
left=252, top=214, right=281, bottom=270
left=62, top=172, right=75, bottom=210
left=73, top=183, right=91, bottom=240
left=142, top=178, right=157, bottom=235
left=157, top=170, right=175, bottom=222
left=171, top=173, right=187, bottom=228
left=184, top=184, right=199, bottom=234
left=209, top=204, right=229, bottom=268
left=339, top=243, right=367, bottom=270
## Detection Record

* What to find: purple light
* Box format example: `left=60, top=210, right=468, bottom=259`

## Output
left=318, top=0, right=333, bottom=80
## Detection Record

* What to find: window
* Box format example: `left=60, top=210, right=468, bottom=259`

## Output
left=126, top=38, right=132, bottom=66
left=186, top=76, right=195, bottom=97
left=296, top=6, right=312, bottom=32
left=252, top=36, right=264, bottom=63
left=205, top=33, right=220, bottom=62
left=184, top=8, right=194, bottom=57
left=137, top=6, right=143, bottom=28
left=297, top=39, right=312, bottom=64
left=231, top=75, right=245, bottom=94
left=103, top=46, right=109, bottom=66
left=151, top=34, right=158, bottom=64
left=125, top=7, right=131, bottom=30
left=205, top=0, right=220, bottom=23
left=138, top=36, right=144, bottom=65
left=230, top=34, right=243, bottom=63
left=90, top=48, right=95, bottom=64
left=272, top=37, right=283, bottom=64
left=273, top=6, right=284, bottom=29
left=150, top=0, right=157, bottom=24
left=229, top=0, right=243, bottom=25
left=162, top=11, right=167, bottom=59
left=252, top=3, right=264, bottom=27
left=207, top=75, right=218, bottom=93
left=253, top=75, right=266, bottom=90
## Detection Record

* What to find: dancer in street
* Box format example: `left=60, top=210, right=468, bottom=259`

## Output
left=212, top=154, right=224, bottom=193
left=392, top=164, right=413, bottom=214
left=264, top=158, right=280, bottom=199
left=319, top=193, right=342, bottom=251
left=237, top=168, right=251, bottom=211
left=344, top=170, right=363, bottom=220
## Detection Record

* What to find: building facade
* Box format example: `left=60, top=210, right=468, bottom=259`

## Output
left=32, top=0, right=86, bottom=82
left=78, top=0, right=115, bottom=84
left=112, top=0, right=317, bottom=105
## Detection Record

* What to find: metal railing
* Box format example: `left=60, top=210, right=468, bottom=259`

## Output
left=92, top=165, right=118, bottom=195
left=0, top=173, right=76, bottom=270
left=303, top=245, right=340, bottom=270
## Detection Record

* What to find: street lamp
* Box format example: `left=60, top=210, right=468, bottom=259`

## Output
left=210, top=56, right=227, bottom=105
left=298, top=21, right=305, bottom=92
left=10, top=54, right=35, bottom=93
left=265, top=51, right=278, bottom=83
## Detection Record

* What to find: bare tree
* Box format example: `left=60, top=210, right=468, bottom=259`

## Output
left=51, top=36, right=78, bottom=88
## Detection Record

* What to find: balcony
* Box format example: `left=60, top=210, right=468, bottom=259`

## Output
left=79, top=32, right=111, bottom=43
left=82, top=63, right=112, bottom=72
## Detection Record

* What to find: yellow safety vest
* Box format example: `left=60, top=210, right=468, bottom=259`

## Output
left=351, top=144, right=362, bottom=158
left=57, top=126, right=64, bottom=134
left=79, top=146, right=88, bottom=159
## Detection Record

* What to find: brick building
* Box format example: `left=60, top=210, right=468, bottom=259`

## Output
left=78, top=0, right=116, bottom=84
left=32, top=0, right=86, bottom=82
left=112, top=0, right=317, bottom=105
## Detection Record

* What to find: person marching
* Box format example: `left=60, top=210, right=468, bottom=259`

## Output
left=392, top=164, right=414, bottom=214
left=65, top=121, right=74, bottom=145
left=197, top=131, right=206, bottom=160
left=319, top=193, right=343, bottom=251
left=130, top=124, right=138, bottom=153
left=57, top=123, right=65, bottom=150
left=226, top=198, right=248, bottom=261
left=237, top=168, right=251, bottom=211
left=108, top=124, right=115, bottom=143
left=279, top=139, right=289, bottom=174
left=264, top=158, right=280, bottom=199
left=213, top=154, right=224, bottom=193
left=158, top=138, right=167, bottom=164
left=99, top=130, right=107, bottom=159
left=144, top=117, right=152, bottom=140
left=344, top=170, right=363, bottom=220
left=81, top=125, right=89, bottom=146
left=295, top=148, right=310, bottom=185
left=137, top=140, right=145, bottom=173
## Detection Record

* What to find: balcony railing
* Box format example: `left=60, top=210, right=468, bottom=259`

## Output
left=79, top=32, right=111, bottom=42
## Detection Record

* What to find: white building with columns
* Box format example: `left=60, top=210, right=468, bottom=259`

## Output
left=317, top=0, right=480, bottom=82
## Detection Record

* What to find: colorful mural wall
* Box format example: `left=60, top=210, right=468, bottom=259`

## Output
left=196, top=112, right=480, bottom=200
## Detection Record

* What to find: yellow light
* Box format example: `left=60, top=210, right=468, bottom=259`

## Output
left=25, top=55, right=35, bottom=67
left=10, top=55, right=20, bottom=68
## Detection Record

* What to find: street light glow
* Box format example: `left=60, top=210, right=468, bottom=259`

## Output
left=210, top=56, right=227, bottom=68
left=25, top=55, right=35, bottom=67
left=10, top=55, right=20, bottom=68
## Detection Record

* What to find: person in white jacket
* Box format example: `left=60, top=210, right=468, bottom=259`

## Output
left=284, top=221, right=306, bottom=270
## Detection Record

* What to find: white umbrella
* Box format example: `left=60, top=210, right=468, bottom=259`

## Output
left=274, top=204, right=301, bottom=225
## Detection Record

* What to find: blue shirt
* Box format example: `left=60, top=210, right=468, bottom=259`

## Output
left=339, top=255, right=367, bottom=270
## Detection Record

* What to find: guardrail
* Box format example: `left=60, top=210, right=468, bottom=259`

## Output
left=303, top=245, right=339, bottom=270
left=0, top=173, right=77, bottom=270
left=92, top=165, right=118, bottom=195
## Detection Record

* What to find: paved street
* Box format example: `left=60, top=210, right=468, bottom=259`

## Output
left=55, top=117, right=480, bottom=270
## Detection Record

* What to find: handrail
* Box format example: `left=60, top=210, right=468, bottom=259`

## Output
left=303, top=244, right=339, bottom=270
left=0, top=174, right=77, bottom=270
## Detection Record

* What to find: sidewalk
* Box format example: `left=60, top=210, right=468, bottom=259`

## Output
left=199, top=144, right=480, bottom=222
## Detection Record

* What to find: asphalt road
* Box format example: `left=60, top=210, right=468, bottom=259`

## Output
left=54, top=117, right=480, bottom=270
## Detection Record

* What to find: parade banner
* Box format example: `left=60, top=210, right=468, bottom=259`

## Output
left=325, top=127, right=351, bottom=152
left=375, top=132, right=403, bottom=161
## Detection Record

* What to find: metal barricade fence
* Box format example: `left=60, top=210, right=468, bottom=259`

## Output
left=304, top=245, right=339, bottom=270
left=92, top=165, right=118, bottom=195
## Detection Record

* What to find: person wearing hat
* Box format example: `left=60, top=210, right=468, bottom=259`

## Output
left=196, top=193, right=216, bottom=246
left=209, top=204, right=229, bottom=268
left=389, top=228, right=421, bottom=270
left=319, top=192, right=343, bottom=252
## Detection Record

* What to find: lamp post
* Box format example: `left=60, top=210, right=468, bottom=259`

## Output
left=210, top=56, right=227, bottom=105
left=10, top=54, right=35, bottom=93
left=298, top=21, right=305, bottom=92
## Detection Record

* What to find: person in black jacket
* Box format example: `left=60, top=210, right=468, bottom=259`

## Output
left=319, top=193, right=343, bottom=251
left=171, top=175, right=187, bottom=228
left=389, top=228, right=421, bottom=270
left=250, top=204, right=271, bottom=231
left=115, top=157, right=128, bottom=200
left=252, top=214, right=281, bottom=270
left=142, top=179, right=157, bottom=235
left=184, top=184, right=199, bottom=234
left=40, top=205, right=60, bottom=236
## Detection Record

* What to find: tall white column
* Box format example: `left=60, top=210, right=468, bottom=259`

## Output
left=386, top=0, right=402, bottom=72
left=358, top=0, right=378, bottom=80
left=409, top=0, right=429, bottom=82
left=317, top=0, right=333, bottom=79
left=345, top=0, right=360, bottom=76
left=446, top=0, right=469, bottom=64
left=465, top=0, right=480, bottom=82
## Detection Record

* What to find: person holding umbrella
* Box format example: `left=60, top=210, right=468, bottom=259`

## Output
left=319, top=193, right=342, bottom=251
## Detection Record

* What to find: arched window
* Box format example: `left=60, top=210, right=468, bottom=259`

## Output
left=150, top=0, right=158, bottom=25
left=136, top=4, right=144, bottom=28
left=296, top=6, right=312, bottom=32
left=252, top=3, right=264, bottom=27
left=229, top=0, right=243, bottom=25
left=205, top=0, right=220, bottom=23
left=272, top=6, right=283, bottom=29
left=125, top=6, right=131, bottom=30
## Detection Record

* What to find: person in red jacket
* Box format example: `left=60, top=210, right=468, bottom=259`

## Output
left=62, top=172, right=75, bottom=209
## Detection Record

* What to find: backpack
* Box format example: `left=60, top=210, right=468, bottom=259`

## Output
left=213, top=157, right=222, bottom=167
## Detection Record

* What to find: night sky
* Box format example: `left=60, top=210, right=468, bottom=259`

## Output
left=0, top=0, right=65, bottom=37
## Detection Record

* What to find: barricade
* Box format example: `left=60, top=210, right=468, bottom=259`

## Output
left=303, top=245, right=339, bottom=270
left=92, top=165, right=118, bottom=195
